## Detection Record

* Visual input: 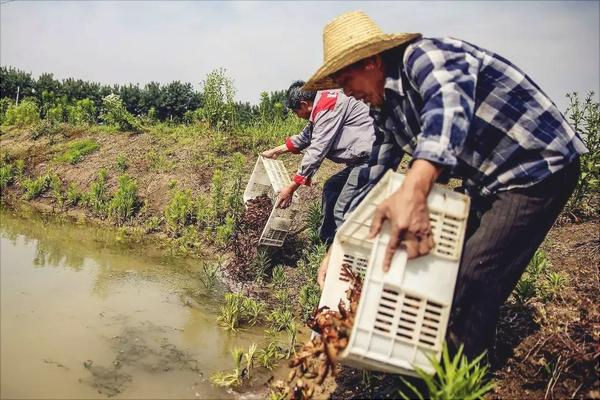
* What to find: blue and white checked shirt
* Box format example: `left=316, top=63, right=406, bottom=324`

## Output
left=370, top=37, right=587, bottom=196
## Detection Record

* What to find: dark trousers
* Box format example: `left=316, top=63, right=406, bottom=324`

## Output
left=320, top=167, right=353, bottom=245
left=447, top=160, right=580, bottom=360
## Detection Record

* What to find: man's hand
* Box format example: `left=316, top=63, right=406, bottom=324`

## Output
left=261, top=147, right=280, bottom=159
left=275, top=182, right=299, bottom=209
left=368, top=160, right=442, bottom=271
left=317, top=249, right=332, bottom=289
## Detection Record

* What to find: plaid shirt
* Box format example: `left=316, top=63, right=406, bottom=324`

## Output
left=370, top=37, right=587, bottom=196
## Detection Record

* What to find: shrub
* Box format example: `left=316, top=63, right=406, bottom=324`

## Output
left=0, top=97, right=12, bottom=124
left=67, top=98, right=96, bottom=125
left=564, top=91, right=599, bottom=219
left=215, top=214, right=235, bottom=246
left=200, top=68, right=236, bottom=130
left=55, top=139, right=100, bottom=164
left=49, top=173, right=64, bottom=207
left=3, top=98, right=40, bottom=127
left=86, top=168, right=110, bottom=216
left=210, top=169, right=225, bottom=224
left=101, top=94, right=142, bottom=132
left=22, top=175, right=50, bottom=200
left=0, top=163, right=14, bottom=190
left=164, top=188, right=194, bottom=235
left=108, top=174, right=139, bottom=223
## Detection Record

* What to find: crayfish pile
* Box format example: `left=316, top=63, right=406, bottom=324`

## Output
left=271, top=264, right=363, bottom=399
left=227, top=195, right=272, bottom=280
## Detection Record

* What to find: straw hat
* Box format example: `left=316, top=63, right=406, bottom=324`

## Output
left=303, top=11, right=421, bottom=91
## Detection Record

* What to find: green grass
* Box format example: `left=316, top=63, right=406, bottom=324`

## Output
left=398, top=344, right=494, bottom=400
left=55, top=139, right=100, bottom=164
left=21, top=175, right=50, bottom=200
left=108, top=174, right=139, bottom=224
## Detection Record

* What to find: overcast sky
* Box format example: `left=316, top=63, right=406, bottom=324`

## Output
left=1, top=1, right=598, bottom=111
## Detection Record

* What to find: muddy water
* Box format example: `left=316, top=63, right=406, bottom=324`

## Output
left=0, top=208, right=267, bottom=399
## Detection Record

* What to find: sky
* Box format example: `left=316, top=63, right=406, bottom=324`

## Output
left=1, top=1, right=598, bottom=111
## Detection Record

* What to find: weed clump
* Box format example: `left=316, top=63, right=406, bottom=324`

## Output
left=55, top=139, right=100, bottom=164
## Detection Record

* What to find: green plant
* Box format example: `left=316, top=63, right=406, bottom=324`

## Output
left=271, top=265, right=286, bottom=288
left=225, top=152, right=245, bottom=220
left=210, top=169, right=225, bottom=224
left=301, top=243, right=328, bottom=277
left=256, top=342, right=285, bottom=371
left=199, top=260, right=220, bottom=290
left=3, top=98, right=40, bottom=127
left=564, top=92, right=599, bottom=219
left=65, top=183, right=82, bottom=207
left=200, top=68, right=237, bottom=130
left=146, top=149, right=174, bottom=172
left=217, top=293, right=264, bottom=331
left=544, top=271, right=568, bottom=300
left=215, top=214, right=235, bottom=247
left=21, top=174, right=50, bottom=200
left=267, top=308, right=294, bottom=332
left=67, top=98, right=96, bottom=125
left=101, top=93, right=142, bottom=132
left=116, top=153, right=128, bottom=172
left=49, top=173, right=64, bottom=207
left=299, top=281, right=321, bottom=320
left=253, top=249, right=271, bottom=281
left=513, top=275, right=537, bottom=305
left=398, top=344, right=494, bottom=400
left=86, top=168, right=110, bottom=216
left=144, top=216, right=162, bottom=233
left=14, top=159, right=25, bottom=179
left=108, top=174, right=139, bottom=223
left=210, top=347, right=244, bottom=387
left=55, top=139, right=100, bottom=164
left=164, top=188, right=194, bottom=235
left=0, top=163, right=13, bottom=190
left=306, top=200, right=323, bottom=245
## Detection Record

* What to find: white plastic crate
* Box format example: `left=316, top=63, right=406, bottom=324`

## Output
left=318, top=170, right=470, bottom=376
left=243, top=156, right=296, bottom=247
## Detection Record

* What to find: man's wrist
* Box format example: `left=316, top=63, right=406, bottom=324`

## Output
left=403, top=159, right=442, bottom=195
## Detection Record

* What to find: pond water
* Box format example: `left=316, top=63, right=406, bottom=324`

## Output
left=0, top=208, right=268, bottom=399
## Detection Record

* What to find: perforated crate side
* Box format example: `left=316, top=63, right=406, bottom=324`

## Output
left=243, top=157, right=273, bottom=204
left=261, top=156, right=291, bottom=195
left=337, top=171, right=470, bottom=375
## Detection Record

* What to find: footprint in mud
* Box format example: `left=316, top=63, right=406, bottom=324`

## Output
left=80, top=321, right=200, bottom=397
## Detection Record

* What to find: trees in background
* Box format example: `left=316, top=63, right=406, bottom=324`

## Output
left=0, top=66, right=286, bottom=125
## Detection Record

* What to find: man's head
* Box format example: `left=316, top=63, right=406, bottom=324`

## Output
left=332, top=55, right=386, bottom=107
left=302, top=10, right=420, bottom=99
left=285, top=80, right=317, bottom=120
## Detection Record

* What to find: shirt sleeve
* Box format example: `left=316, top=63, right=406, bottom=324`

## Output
left=404, top=38, right=480, bottom=168
left=285, top=123, right=312, bottom=154
left=293, top=106, right=345, bottom=185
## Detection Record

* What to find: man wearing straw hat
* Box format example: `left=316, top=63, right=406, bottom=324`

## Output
left=305, top=11, right=587, bottom=360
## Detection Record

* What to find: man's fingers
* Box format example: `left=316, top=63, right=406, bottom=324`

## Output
left=369, top=207, right=385, bottom=239
left=382, top=229, right=401, bottom=272
left=404, top=237, right=420, bottom=259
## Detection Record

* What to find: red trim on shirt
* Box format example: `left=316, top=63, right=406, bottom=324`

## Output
left=285, top=137, right=301, bottom=154
left=293, top=174, right=311, bottom=186
left=309, top=90, right=338, bottom=123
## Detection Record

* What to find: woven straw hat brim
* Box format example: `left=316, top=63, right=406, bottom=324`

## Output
left=303, top=32, right=422, bottom=91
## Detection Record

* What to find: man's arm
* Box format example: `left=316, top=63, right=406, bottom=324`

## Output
left=370, top=38, right=479, bottom=270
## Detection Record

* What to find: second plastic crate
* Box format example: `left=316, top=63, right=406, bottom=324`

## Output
left=318, top=170, right=470, bottom=376
left=243, top=156, right=297, bottom=247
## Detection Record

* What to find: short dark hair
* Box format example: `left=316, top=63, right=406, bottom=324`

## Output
left=285, top=80, right=317, bottom=110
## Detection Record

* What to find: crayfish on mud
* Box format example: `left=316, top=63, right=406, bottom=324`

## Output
left=271, top=264, right=362, bottom=400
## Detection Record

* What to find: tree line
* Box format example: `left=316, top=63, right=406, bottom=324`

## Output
left=0, top=66, right=287, bottom=125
